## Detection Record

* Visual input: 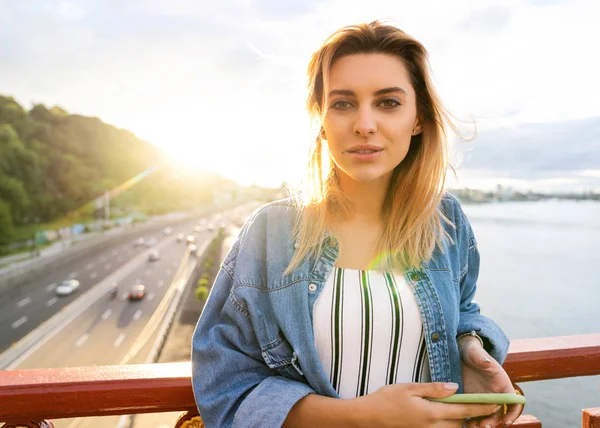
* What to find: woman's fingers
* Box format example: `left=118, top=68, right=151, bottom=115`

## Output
left=502, top=403, right=524, bottom=426
left=474, top=405, right=505, bottom=428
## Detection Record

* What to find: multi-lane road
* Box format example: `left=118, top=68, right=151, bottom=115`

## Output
left=0, top=202, right=261, bottom=428
left=0, top=215, right=218, bottom=357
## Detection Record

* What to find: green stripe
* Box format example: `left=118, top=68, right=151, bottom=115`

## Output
left=358, top=270, right=373, bottom=396
left=413, top=329, right=425, bottom=382
left=331, top=268, right=343, bottom=391
left=384, top=272, right=402, bottom=385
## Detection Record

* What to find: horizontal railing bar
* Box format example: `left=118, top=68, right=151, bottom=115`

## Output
left=0, top=362, right=196, bottom=421
left=1, top=334, right=600, bottom=422
left=503, top=333, right=600, bottom=382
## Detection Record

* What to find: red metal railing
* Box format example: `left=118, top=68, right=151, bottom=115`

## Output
left=1, top=333, right=600, bottom=427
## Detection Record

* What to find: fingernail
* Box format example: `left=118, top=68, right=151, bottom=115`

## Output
left=444, top=382, right=459, bottom=390
left=505, top=421, right=513, bottom=427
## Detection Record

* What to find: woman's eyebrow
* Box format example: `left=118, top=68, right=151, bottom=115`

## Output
left=328, top=86, right=408, bottom=97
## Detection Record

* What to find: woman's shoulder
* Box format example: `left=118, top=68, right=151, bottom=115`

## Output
left=439, top=191, right=463, bottom=220
left=236, top=197, right=300, bottom=246
left=244, top=197, right=299, bottom=227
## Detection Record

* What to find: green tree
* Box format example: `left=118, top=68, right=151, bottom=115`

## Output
left=0, top=199, right=14, bottom=247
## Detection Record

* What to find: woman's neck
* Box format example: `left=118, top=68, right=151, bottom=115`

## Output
left=337, top=171, right=390, bottom=224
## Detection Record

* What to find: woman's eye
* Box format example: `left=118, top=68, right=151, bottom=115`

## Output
left=331, top=100, right=352, bottom=110
left=379, top=99, right=401, bottom=108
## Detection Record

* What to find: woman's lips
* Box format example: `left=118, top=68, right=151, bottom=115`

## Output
left=346, top=149, right=383, bottom=161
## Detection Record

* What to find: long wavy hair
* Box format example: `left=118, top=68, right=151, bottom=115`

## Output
left=285, top=21, right=459, bottom=274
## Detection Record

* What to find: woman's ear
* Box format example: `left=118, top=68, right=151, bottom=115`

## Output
left=412, top=121, right=422, bottom=136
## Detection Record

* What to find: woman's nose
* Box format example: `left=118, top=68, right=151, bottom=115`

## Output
left=353, top=107, right=377, bottom=136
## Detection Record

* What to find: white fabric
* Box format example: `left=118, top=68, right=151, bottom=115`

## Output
left=313, top=268, right=431, bottom=398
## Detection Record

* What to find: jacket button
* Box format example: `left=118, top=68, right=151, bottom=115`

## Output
left=294, top=241, right=300, bottom=249
left=431, top=332, right=440, bottom=342
left=411, top=272, right=421, bottom=281
left=308, top=283, right=317, bottom=292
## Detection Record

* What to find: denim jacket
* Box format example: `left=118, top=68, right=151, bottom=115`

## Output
left=191, top=192, right=509, bottom=428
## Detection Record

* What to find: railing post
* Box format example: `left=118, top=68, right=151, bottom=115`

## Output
left=583, top=407, right=600, bottom=428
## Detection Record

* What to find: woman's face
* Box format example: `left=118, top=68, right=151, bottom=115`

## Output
left=322, top=53, right=420, bottom=185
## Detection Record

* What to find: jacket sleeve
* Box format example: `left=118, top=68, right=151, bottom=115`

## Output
left=454, top=199, right=510, bottom=364
left=191, top=239, right=315, bottom=428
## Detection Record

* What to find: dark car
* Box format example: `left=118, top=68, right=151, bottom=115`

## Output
left=128, top=284, right=146, bottom=301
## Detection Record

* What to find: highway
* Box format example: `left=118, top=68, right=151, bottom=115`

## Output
left=0, top=216, right=215, bottom=354
left=5, top=225, right=215, bottom=428
left=0, top=202, right=260, bottom=428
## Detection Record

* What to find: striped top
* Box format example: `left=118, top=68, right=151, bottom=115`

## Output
left=313, top=268, right=431, bottom=399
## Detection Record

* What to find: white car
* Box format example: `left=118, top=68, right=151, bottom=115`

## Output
left=148, top=250, right=160, bottom=261
left=188, top=244, right=198, bottom=255
left=56, top=279, right=80, bottom=296
left=176, top=233, right=185, bottom=243
left=163, top=227, right=172, bottom=236
left=133, top=237, right=145, bottom=247
left=145, top=238, right=157, bottom=247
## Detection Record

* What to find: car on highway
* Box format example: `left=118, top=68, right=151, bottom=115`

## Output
left=133, top=237, right=145, bottom=247
left=163, top=227, right=172, bottom=236
left=189, top=244, right=198, bottom=255
left=128, top=284, right=146, bottom=301
left=148, top=250, right=160, bottom=261
left=176, top=233, right=185, bottom=243
left=193, top=225, right=202, bottom=233
left=55, top=279, right=80, bottom=296
left=145, top=237, right=157, bottom=247
left=186, top=235, right=195, bottom=245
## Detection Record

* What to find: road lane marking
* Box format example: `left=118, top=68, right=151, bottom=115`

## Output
left=17, top=297, right=32, bottom=308
left=148, top=292, right=154, bottom=301
left=11, top=317, right=27, bottom=329
left=90, top=272, right=98, bottom=279
left=68, top=272, right=77, bottom=279
left=114, top=334, right=126, bottom=347
left=133, top=310, right=142, bottom=321
left=46, top=283, right=56, bottom=292
left=75, top=334, right=89, bottom=347
left=46, top=297, right=58, bottom=307
left=101, top=309, right=112, bottom=320
left=85, top=263, right=94, bottom=270
left=157, top=280, right=164, bottom=288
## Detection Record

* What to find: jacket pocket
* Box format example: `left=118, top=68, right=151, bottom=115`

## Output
left=261, top=336, right=306, bottom=383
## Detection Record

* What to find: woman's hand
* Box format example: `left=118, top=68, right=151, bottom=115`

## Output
left=459, top=337, right=524, bottom=428
left=354, top=382, right=501, bottom=428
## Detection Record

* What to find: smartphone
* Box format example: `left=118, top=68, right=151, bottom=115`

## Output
left=427, top=393, right=526, bottom=405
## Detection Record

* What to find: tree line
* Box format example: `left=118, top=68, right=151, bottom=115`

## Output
left=0, top=95, right=233, bottom=248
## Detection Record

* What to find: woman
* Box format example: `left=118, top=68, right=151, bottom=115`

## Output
left=192, top=21, right=521, bottom=428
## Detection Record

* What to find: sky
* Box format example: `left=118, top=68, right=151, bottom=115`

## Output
left=1, top=0, right=599, bottom=192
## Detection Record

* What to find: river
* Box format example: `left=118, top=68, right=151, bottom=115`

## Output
left=462, top=199, right=600, bottom=427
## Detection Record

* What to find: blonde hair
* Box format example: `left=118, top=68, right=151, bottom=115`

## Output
left=285, top=21, right=458, bottom=274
